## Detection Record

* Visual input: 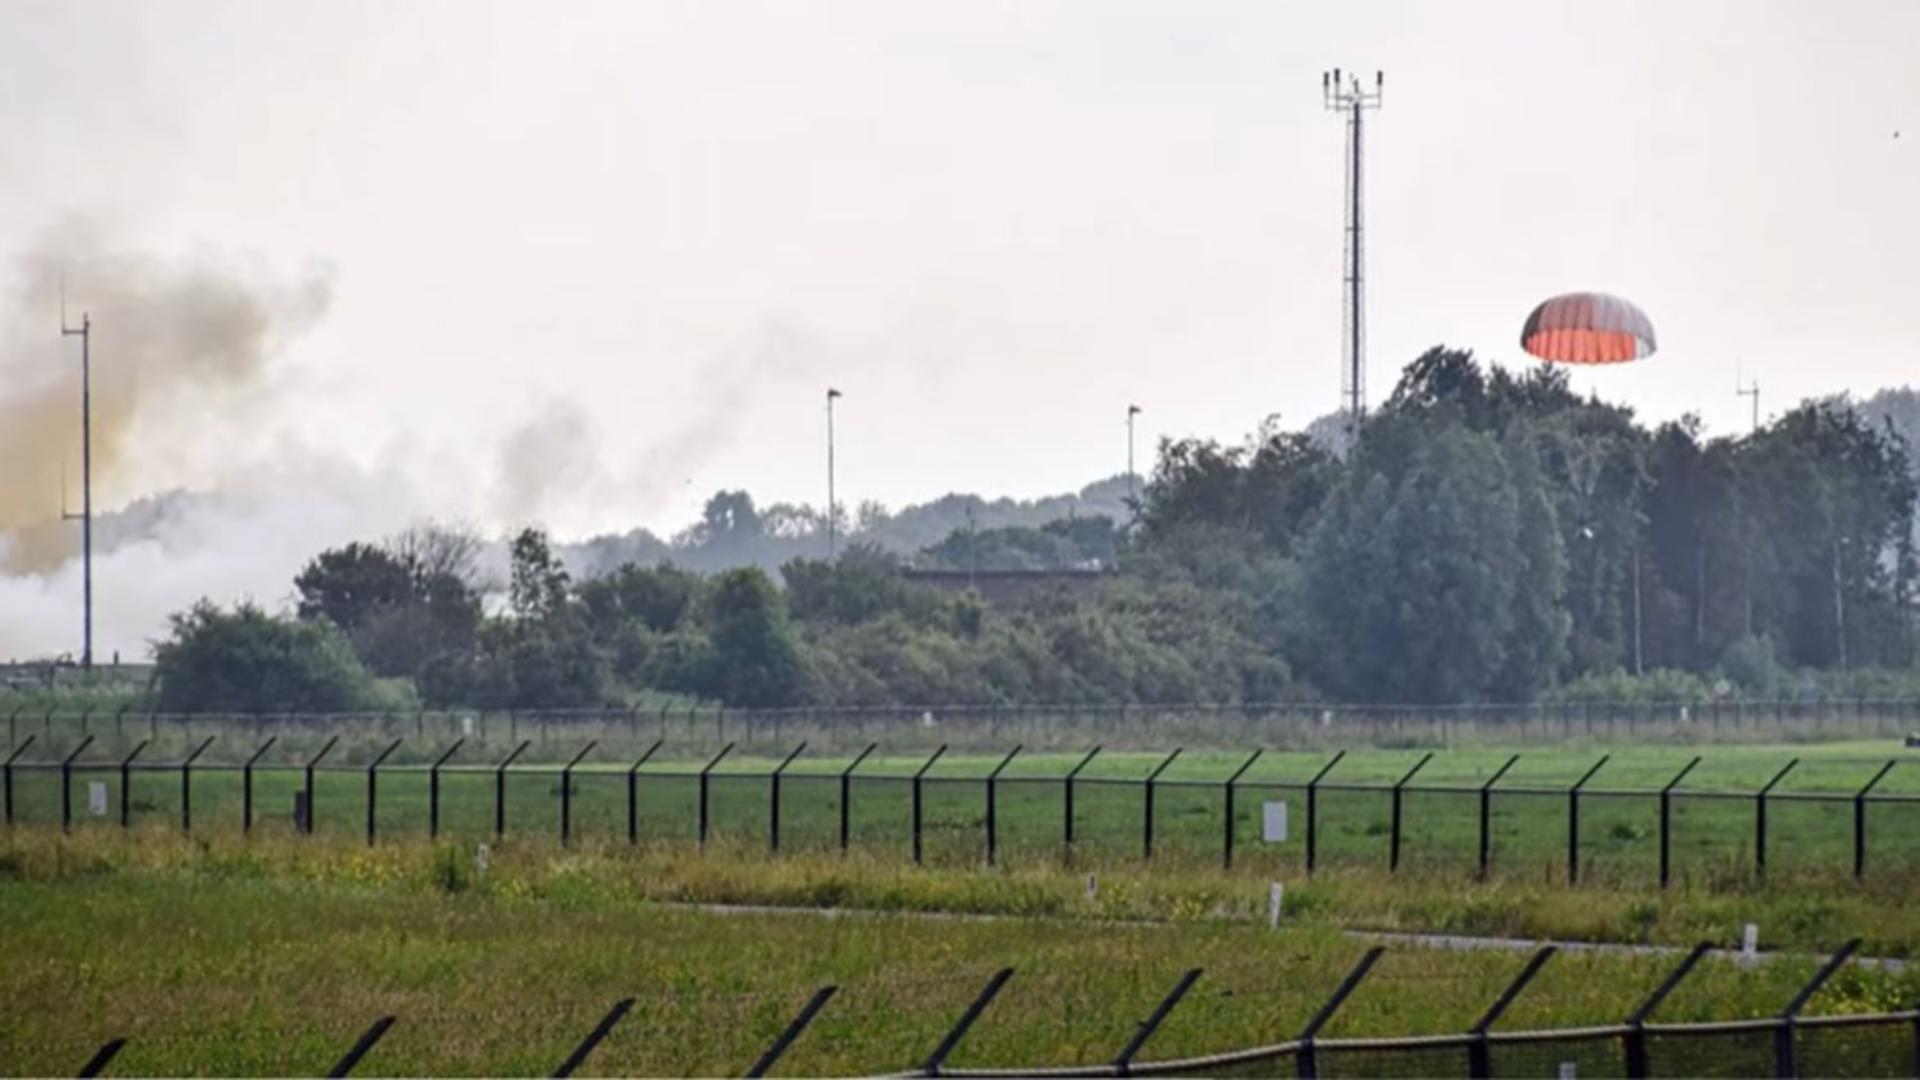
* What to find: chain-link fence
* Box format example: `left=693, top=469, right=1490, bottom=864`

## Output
left=6, top=711, right=1919, bottom=885
left=38, top=938, right=1920, bottom=1078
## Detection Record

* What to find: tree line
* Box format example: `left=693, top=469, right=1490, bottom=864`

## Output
left=151, top=347, right=1920, bottom=711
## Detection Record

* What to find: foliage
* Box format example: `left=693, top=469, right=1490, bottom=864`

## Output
left=293, top=525, right=482, bottom=681
left=156, top=353, right=1920, bottom=713
left=700, top=567, right=808, bottom=707
left=152, top=601, right=397, bottom=712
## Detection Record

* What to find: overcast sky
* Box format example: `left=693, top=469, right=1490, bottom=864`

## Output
left=2, top=0, right=1918, bottom=655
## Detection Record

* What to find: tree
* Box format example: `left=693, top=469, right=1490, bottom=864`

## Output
left=508, top=527, right=571, bottom=621
left=294, top=532, right=482, bottom=681
left=706, top=567, right=807, bottom=707
left=1298, top=417, right=1561, bottom=703
left=154, top=602, right=388, bottom=713
left=294, top=543, right=412, bottom=631
left=579, top=562, right=700, bottom=636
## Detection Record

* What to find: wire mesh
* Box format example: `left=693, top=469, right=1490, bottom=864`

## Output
left=1794, top=1017, right=1918, bottom=1078
left=1642, top=1025, right=1777, bottom=1077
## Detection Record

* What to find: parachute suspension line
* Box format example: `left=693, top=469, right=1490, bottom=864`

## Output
left=1324, top=70, right=1383, bottom=439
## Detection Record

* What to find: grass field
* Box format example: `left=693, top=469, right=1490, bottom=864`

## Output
left=9, top=730, right=1920, bottom=1075
left=3, top=829, right=1919, bottom=1076
left=9, top=736, right=1920, bottom=888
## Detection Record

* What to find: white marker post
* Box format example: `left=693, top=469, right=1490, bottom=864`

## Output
left=1268, top=883, right=1285, bottom=930
left=1741, top=923, right=1759, bottom=965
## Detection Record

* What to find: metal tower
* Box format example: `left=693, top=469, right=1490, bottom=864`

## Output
left=61, top=309, right=94, bottom=669
left=1323, top=68, right=1383, bottom=435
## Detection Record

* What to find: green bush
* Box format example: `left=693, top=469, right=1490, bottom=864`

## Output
left=153, top=602, right=395, bottom=713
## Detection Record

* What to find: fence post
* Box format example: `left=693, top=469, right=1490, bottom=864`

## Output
left=364, top=739, right=404, bottom=847
left=327, top=1016, right=396, bottom=1078
left=494, top=740, right=531, bottom=837
left=744, top=985, right=838, bottom=1078
left=1755, top=759, right=1798, bottom=879
left=1622, top=941, right=1713, bottom=1078
left=552, top=999, right=635, bottom=1078
left=1063, top=745, right=1102, bottom=853
left=985, top=744, right=1022, bottom=866
left=1658, top=757, right=1703, bottom=889
left=1297, top=946, right=1386, bottom=1080
left=1568, top=756, right=1609, bottom=884
left=559, top=741, right=599, bottom=848
left=697, top=742, right=736, bottom=850
left=1775, top=938, right=1863, bottom=1078
left=76, top=1038, right=127, bottom=1078
left=3, top=736, right=33, bottom=826
left=1476, top=755, right=1521, bottom=880
left=1222, top=750, right=1263, bottom=869
left=1389, top=753, right=1434, bottom=872
left=1113, top=968, right=1204, bottom=1076
left=303, top=736, right=339, bottom=836
left=626, top=740, right=663, bottom=845
left=1466, top=946, right=1555, bottom=1077
left=839, top=743, right=878, bottom=855
left=1142, top=748, right=1183, bottom=861
left=911, top=745, right=949, bottom=865
left=1854, top=761, right=1898, bottom=880
left=428, top=739, right=465, bottom=840
left=1305, top=750, right=1346, bottom=875
left=118, top=739, right=151, bottom=829
left=61, top=736, right=96, bottom=832
left=921, top=968, right=1015, bottom=1077
left=1910, top=997, right=1919, bottom=1080
left=241, top=737, right=276, bottom=834
left=180, top=736, right=216, bottom=833
left=770, top=742, right=808, bottom=853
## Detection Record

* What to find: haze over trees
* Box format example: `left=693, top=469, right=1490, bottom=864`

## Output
left=151, top=349, right=1919, bottom=711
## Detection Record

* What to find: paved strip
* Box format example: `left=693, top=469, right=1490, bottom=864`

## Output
left=654, top=900, right=1907, bottom=973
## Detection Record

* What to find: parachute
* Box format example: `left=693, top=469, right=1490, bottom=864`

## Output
left=1520, top=292, right=1656, bottom=365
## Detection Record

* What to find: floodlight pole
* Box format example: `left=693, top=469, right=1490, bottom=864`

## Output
left=826, top=388, right=842, bottom=559
left=1323, top=68, right=1383, bottom=436
left=1126, top=405, right=1142, bottom=515
left=61, top=310, right=94, bottom=668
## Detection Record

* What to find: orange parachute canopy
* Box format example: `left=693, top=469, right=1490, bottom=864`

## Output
left=1520, top=292, right=1657, bottom=365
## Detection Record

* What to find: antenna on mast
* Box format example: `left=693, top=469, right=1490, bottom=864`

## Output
left=1322, top=68, right=1385, bottom=438
left=1735, top=361, right=1760, bottom=433
left=60, top=287, right=95, bottom=670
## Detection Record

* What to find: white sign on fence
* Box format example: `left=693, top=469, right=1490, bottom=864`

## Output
left=88, top=782, right=108, bottom=817
left=1262, top=801, right=1288, bottom=843
left=1558, top=1063, right=1577, bottom=1079
left=461, top=714, right=475, bottom=737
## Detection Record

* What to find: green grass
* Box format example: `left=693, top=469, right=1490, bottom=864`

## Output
left=9, top=738, right=1920, bottom=890
left=3, top=829, right=1918, bottom=1076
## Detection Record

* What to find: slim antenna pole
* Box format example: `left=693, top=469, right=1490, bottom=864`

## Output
left=61, top=309, right=94, bottom=669
left=1323, top=69, right=1383, bottom=437
left=825, top=388, right=841, bottom=559
left=1736, top=363, right=1760, bottom=433
left=1126, top=404, right=1141, bottom=519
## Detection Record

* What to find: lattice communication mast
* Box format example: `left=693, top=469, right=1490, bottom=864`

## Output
left=1322, top=68, right=1383, bottom=435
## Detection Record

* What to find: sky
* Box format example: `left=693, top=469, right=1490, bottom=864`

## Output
left=1, top=0, right=1917, bottom=658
